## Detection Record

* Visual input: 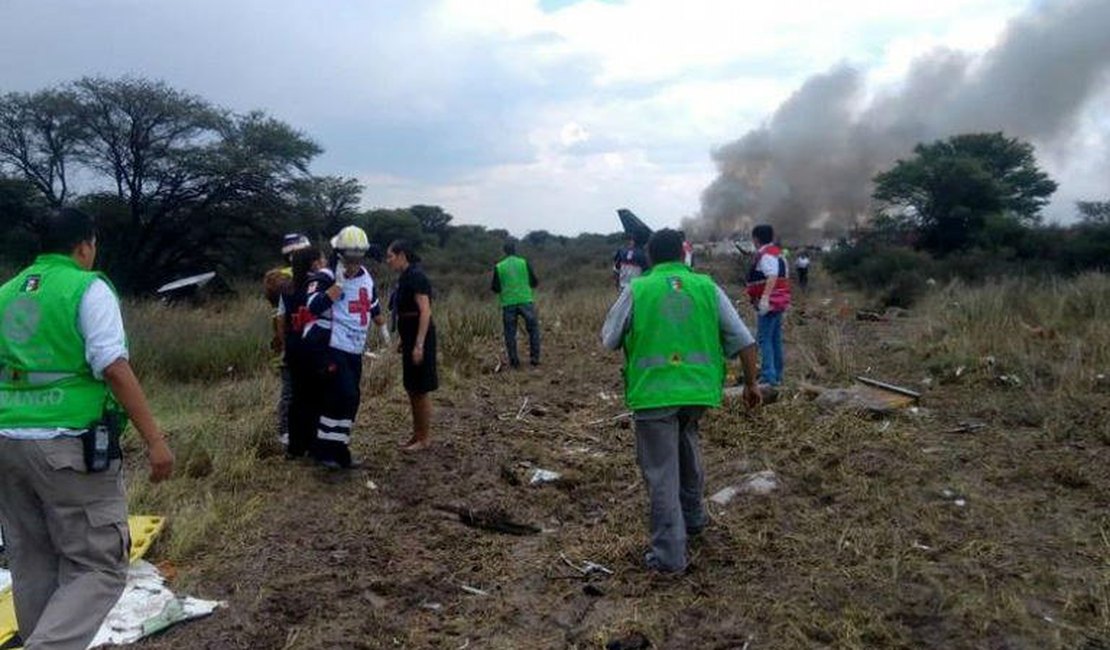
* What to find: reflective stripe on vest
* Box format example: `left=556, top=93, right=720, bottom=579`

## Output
left=0, top=254, right=113, bottom=428
left=624, top=262, right=725, bottom=411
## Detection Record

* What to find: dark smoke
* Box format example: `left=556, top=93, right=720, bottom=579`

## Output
left=693, top=0, right=1110, bottom=242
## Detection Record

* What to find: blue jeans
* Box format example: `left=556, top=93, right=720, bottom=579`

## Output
left=757, top=311, right=784, bottom=385
left=502, top=303, right=540, bottom=366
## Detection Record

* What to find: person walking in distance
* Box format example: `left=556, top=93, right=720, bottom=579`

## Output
left=795, top=251, right=811, bottom=291
left=386, top=240, right=438, bottom=452
left=491, top=241, right=540, bottom=368
left=602, top=228, right=761, bottom=574
left=612, top=236, right=649, bottom=290
left=745, top=224, right=792, bottom=386
left=0, top=208, right=174, bottom=650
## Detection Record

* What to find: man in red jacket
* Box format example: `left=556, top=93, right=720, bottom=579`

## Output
left=745, top=224, right=792, bottom=386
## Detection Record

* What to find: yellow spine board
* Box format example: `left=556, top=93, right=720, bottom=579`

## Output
left=0, top=515, right=165, bottom=648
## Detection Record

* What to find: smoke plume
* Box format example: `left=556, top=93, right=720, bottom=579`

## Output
left=692, top=0, right=1110, bottom=242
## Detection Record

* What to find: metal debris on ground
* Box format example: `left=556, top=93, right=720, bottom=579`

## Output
left=529, top=469, right=562, bottom=485
left=710, top=470, right=780, bottom=505
left=709, top=485, right=740, bottom=506
left=723, top=383, right=779, bottom=405
left=856, top=309, right=889, bottom=322
left=587, top=412, right=632, bottom=426
left=944, top=421, right=987, bottom=434
left=434, top=505, right=541, bottom=536
left=739, top=470, right=780, bottom=496
left=939, top=488, right=968, bottom=507
left=855, top=376, right=922, bottom=402
left=559, top=552, right=614, bottom=577
left=460, top=585, right=490, bottom=597
left=803, top=377, right=920, bottom=415
left=803, top=383, right=897, bottom=415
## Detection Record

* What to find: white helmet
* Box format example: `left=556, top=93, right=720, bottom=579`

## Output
left=331, top=225, right=370, bottom=259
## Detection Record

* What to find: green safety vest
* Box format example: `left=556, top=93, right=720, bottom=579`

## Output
left=0, top=254, right=116, bottom=428
left=624, top=262, right=725, bottom=410
left=496, top=255, right=534, bottom=307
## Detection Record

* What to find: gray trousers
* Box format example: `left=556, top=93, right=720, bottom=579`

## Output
left=0, top=436, right=129, bottom=650
left=634, top=406, right=707, bottom=572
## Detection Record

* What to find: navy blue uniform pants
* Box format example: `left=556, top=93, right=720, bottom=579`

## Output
left=314, top=348, right=362, bottom=467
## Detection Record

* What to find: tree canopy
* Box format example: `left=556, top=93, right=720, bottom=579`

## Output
left=1077, top=200, right=1110, bottom=225
left=0, top=77, right=357, bottom=291
left=872, top=132, right=1057, bottom=254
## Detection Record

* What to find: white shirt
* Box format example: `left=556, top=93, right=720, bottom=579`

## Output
left=0, top=279, right=128, bottom=439
left=757, top=245, right=784, bottom=278
left=323, top=267, right=379, bottom=355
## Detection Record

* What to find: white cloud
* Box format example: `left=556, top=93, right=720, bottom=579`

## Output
left=2, top=0, right=1102, bottom=235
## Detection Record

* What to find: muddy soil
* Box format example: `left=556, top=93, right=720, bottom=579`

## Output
left=132, top=290, right=1110, bottom=649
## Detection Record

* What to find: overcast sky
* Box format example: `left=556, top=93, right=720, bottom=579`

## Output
left=2, top=0, right=1107, bottom=235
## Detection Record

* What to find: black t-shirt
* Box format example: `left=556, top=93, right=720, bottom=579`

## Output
left=395, top=264, right=432, bottom=315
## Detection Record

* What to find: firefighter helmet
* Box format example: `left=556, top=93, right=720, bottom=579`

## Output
left=331, top=225, right=370, bottom=259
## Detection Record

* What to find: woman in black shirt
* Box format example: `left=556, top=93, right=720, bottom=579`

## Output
left=386, top=239, right=437, bottom=451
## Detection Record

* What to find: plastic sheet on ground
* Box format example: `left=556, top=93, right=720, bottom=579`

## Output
left=88, top=560, right=223, bottom=648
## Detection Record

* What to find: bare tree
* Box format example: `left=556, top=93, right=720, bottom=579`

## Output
left=0, top=90, right=84, bottom=206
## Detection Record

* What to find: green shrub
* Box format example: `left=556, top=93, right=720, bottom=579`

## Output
left=826, top=242, right=935, bottom=307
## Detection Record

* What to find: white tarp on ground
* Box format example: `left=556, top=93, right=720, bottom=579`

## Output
left=89, top=560, right=223, bottom=648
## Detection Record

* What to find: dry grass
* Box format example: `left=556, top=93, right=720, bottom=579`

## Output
left=118, top=268, right=1110, bottom=649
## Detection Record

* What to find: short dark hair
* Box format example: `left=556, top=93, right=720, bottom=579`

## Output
left=646, top=228, right=684, bottom=265
left=752, top=224, right=774, bottom=246
left=388, top=239, right=421, bottom=264
left=37, top=207, right=96, bottom=254
left=503, top=241, right=516, bottom=255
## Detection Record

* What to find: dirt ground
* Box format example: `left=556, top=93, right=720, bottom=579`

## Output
left=128, top=281, right=1110, bottom=650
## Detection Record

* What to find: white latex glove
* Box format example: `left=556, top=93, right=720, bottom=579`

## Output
left=758, top=296, right=772, bottom=316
